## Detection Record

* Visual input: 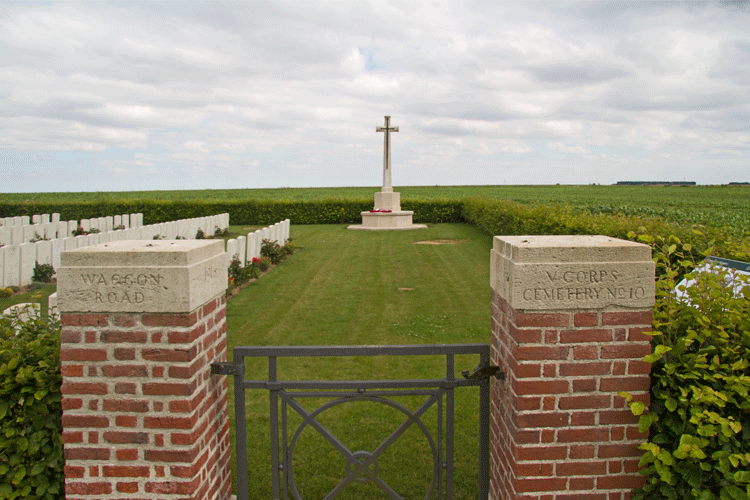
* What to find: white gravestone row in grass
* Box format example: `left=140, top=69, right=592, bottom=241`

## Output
left=224, top=219, right=290, bottom=268
left=0, top=213, right=142, bottom=245
left=46, top=217, right=289, bottom=312
left=1, top=213, right=231, bottom=288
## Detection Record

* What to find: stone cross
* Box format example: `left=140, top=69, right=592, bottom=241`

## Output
left=376, top=116, right=398, bottom=193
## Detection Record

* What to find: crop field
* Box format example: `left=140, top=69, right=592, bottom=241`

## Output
left=2, top=184, right=748, bottom=229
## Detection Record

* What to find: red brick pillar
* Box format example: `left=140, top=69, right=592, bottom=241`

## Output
left=57, top=240, right=231, bottom=500
left=489, top=235, right=655, bottom=500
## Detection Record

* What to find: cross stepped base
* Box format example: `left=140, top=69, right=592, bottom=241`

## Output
left=348, top=210, right=427, bottom=231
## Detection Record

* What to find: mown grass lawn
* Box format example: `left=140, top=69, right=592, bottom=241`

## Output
left=225, top=223, right=494, bottom=500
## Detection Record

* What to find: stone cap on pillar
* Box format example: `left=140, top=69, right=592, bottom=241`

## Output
left=57, top=239, right=227, bottom=313
left=491, top=235, right=655, bottom=311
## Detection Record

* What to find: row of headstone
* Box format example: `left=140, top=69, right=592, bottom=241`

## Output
left=225, top=219, right=291, bottom=267
left=0, top=213, right=144, bottom=246
left=1, top=213, right=230, bottom=288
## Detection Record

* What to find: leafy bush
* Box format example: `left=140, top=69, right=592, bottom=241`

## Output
left=624, top=235, right=750, bottom=500
left=0, top=308, right=63, bottom=500
left=196, top=228, right=206, bottom=239
left=0, top=289, right=12, bottom=299
left=227, top=255, right=261, bottom=290
left=259, top=256, right=271, bottom=271
left=282, top=239, right=297, bottom=256
left=32, top=263, right=54, bottom=284
left=261, top=239, right=284, bottom=265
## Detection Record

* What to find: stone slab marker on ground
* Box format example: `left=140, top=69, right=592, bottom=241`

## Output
left=57, top=240, right=231, bottom=500
left=489, top=235, right=654, bottom=500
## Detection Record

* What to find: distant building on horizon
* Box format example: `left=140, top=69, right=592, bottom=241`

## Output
left=615, top=181, right=697, bottom=186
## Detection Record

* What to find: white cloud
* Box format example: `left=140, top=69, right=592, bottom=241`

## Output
left=0, top=1, right=748, bottom=191
left=548, top=142, right=592, bottom=155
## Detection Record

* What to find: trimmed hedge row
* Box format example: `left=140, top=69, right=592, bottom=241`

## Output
left=460, top=196, right=750, bottom=262
left=0, top=199, right=466, bottom=226
left=3, top=195, right=747, bottom=262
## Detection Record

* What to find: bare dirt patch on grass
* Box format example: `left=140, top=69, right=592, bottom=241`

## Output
left=413, top=239, right=468, bottom=245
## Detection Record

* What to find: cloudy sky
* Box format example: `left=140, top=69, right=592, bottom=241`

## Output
left=1, top=1, right=749, bottom=193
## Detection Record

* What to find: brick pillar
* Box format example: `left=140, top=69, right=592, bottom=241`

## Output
left=489, top=235, right=655, bottom=500
left=57, top=240, right=231, bottom=500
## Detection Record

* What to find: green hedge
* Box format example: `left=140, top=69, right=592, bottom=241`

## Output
left=623, top=236, right=750, bottom=500
left=0, top=198, right=466, bottom=226
left=0, top=310, right=63, bottom=500
left=461, top=196, right=750, bottom=262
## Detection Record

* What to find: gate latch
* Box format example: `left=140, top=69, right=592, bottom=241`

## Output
left=462, top=365, right=505, bottom=381
left=210, top=362, right=241, bottom=376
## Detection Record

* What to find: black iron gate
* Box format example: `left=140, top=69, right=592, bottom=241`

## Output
left=212, top=344, right=501, bottom=500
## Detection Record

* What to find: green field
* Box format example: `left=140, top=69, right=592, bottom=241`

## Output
left=2, top=184, right=748, bottom=229
left=2, top=184, right=747, bottom=207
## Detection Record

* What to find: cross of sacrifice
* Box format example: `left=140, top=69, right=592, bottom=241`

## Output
left=376, top=116, right=399, bottom=192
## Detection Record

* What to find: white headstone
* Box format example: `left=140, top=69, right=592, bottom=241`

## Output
left=236, top=236, right=246, bottom=265
left=226, top=239, right=239, bottom=264
left=51, top=239, right=63, bottom=269
left=44, top=222, right=58, bottom=239
left=32, top=215, right=41, bottom=224
left=52, top=213, right=60, bottom=223
left=0, top=227, right=10, bottom=246
left=10, top=226, right=22, bottom=245
left=67, top=220, right=78, bottom=237
left=63, top=237, right=77, bottom=252
left=41, top=214, right=50, bottom=224
left=19, top=243, right=36, bottom=286
left=121, top=214, right=130, bottom=229
left=75, top=235, right=89, bottom=249
left=23, top=225, right=37, bottom=242
left=114, top=215, right=122, bottom=228
left=48, top=292, right=58, bottom=316
left=80, top=219, right=90, bottom=232
left=36, top=240, right=52, bottom=266
left=3, top=245, right=20, bottom=287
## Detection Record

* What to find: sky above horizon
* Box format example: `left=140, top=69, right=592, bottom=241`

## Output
left=2, top=1, right=749, bottom=193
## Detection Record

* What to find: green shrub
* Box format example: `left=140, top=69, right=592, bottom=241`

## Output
left=261, top=239, right=284, bottom=265
left=227, top=255, right=260, bottom=290
left=32, top=263, right=54, bottom=284
left=0, top=288, right=12, bottom=299
left=282, top=239, right=297, bottom=256
left=0, top=309, right=63, bottom=500
left=259, top=256, right=272, bottom=271
left=623, top=235, right=750, bottom=500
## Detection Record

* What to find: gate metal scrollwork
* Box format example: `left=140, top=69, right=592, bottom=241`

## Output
left=212, top=344, right=500, bottom=500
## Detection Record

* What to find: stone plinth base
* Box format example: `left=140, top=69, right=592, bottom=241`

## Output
left=348, top=211, right=427, bottom=231
left=374, top=191, right=401, bottom=211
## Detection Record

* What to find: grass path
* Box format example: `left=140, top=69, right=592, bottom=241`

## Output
left=225, top=223, right=494, bottom=499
